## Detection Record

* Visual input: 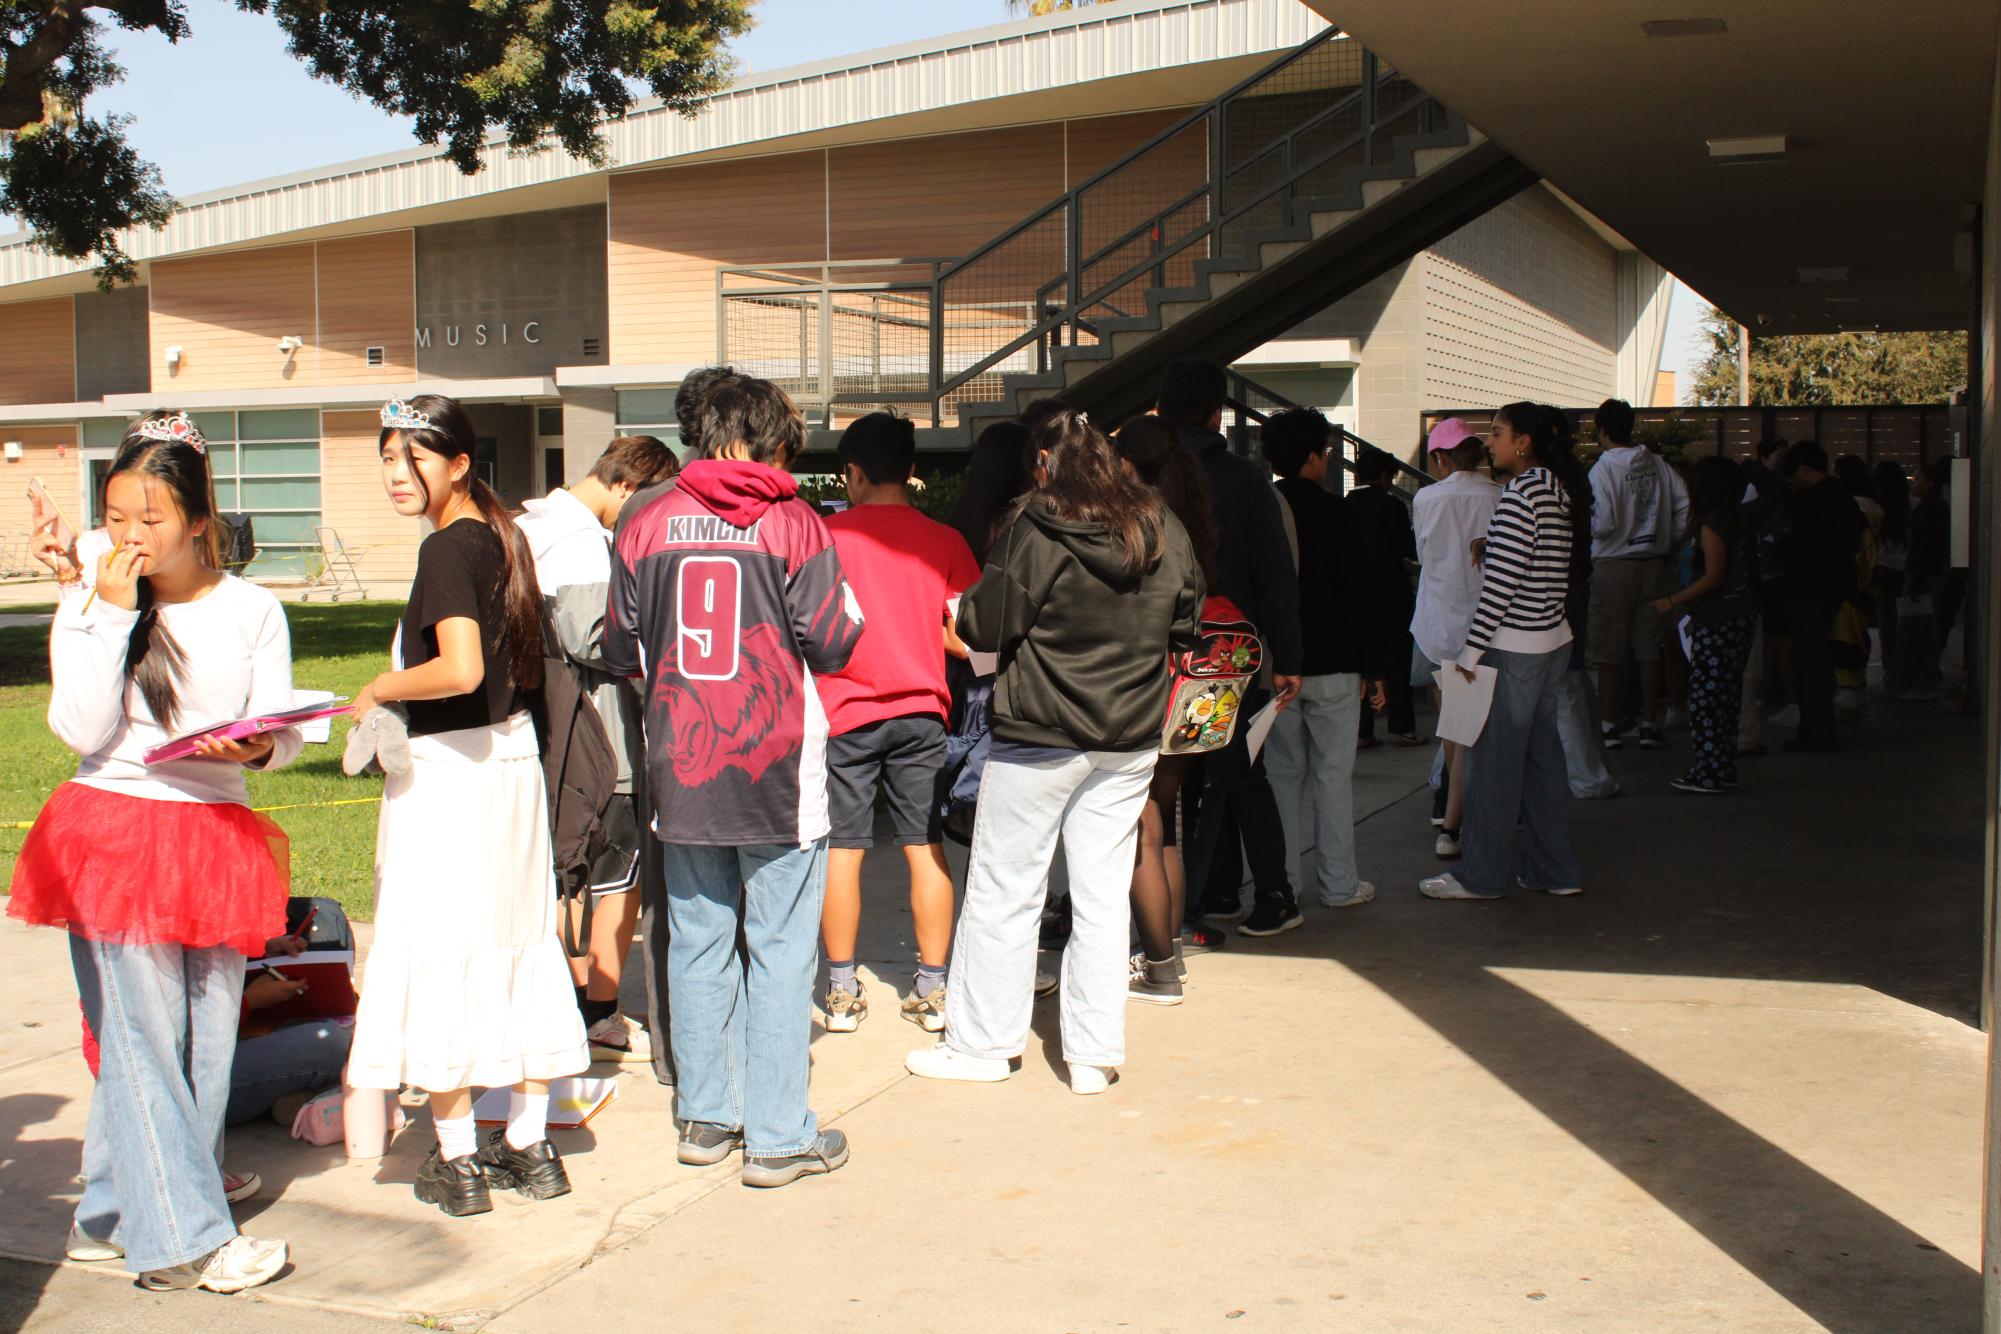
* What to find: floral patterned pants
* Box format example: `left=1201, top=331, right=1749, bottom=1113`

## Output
left=1685, top=615, right=1756, bottom=789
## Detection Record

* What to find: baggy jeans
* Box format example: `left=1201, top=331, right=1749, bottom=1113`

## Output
left=1262, top=672, right=1364, bottom=905
left=1459, top=646, right=1583, bottom=895
left=946, top=747, right=1158, bottom=1069
left=70, top=934, right=242, bottom=1272
left=661, top=839, right=827, bottom=1158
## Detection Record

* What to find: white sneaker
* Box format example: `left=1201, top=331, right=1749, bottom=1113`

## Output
left=139, top=1235, right=288, bottom=1293
left=1419, top=873, right=1502, bottom=901
left=1434, top=830, right=1461, bottom=859
left=222, top=1169, right=261, bottom=1204
left=1319, top=881, right=1376, bottom=908
left=905, top=1044, right=1010, bottom=1083
left=1069, top=1064, right=1114, bottom=1095
left=1767, top=704, right=1801, bottom=728
left=587, top=1010, right=654, bottom=1062
left=65, top=1223, right=122, bottom=1263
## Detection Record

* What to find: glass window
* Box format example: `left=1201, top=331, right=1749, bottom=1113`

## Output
left=238, top=409, right=320, bottom=442
left=537, top=406, right=564, bottom=437
left=240, top=477, right=321, bottom=509
left=212, top=479, right=241, bottom=511
left=239, top=440, right=320, bottom=475
left=616, top=389, right=679, bottom=425
left=244, top=512, right=321, bottom=546
left=191, top=412, right=238, bottom=444
left=81, top=419, right=129, bottom=449
left=175, top=410, right=325, bottom=578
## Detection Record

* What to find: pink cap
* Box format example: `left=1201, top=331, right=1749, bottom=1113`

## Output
left=1427, top=417, right=1477, bottom=453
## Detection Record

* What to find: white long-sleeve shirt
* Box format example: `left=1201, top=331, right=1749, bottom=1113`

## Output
left=49, top=575, right=301, bottom=804
left=1410, top=469, right=1503, bottom=666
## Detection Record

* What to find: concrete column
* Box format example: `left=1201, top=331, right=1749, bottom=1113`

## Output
left=1614, top=252, right=1673, bottom=407
left=562, top=387, right=617, bottom=485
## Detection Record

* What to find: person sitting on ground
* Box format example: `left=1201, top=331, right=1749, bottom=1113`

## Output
left=1409, top=418, right=1500, bottom=854
left=1347, top=447, right=1421, bottom=748
left=1776, top=440, right=1865, bottom=753
left=1259, top=409, right=1387, bottom=918
left=1586, top=398, right=1688, bottom=752
left=1653, top=455, right=1759, bottom=794
left=814, top=411, right=981, bottom=1037
left=516, top=434, right=681, bottom=1064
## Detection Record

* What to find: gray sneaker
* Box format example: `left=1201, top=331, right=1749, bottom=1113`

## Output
left=741, top=1130, right=850, bottom=1189
left=1127, top=951, right=1184, bottom=1006
left=138, top=1235, right=288, bottom=1293
left=824, top=983, right=868, bottom=1033
left=678, top=1121, right=745, bottom=1166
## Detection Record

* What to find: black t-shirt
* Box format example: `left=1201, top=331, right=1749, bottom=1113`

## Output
left=399, top=519, right=526, bottom=736
left=1689, top=506, right=1756, bottom=625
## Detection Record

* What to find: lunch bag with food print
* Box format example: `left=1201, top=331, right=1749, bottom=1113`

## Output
left=1159, top=595, right=1264, bottom=755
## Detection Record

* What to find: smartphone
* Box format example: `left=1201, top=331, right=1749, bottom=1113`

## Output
left=25, top=478, right=78, bottom=572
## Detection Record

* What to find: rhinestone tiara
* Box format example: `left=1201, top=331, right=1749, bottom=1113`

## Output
left=135, top=411, right=206, bottom=455
left=380, top=398, right=434, bottom=432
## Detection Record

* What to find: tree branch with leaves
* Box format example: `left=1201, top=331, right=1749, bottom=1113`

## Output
left=1687, top=304, right=1967, bottom=407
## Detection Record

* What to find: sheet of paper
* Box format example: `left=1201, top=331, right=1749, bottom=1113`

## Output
left=1241, top=699, right=1281, bottom=763
left=1432, top=665, right=1498, bottom=746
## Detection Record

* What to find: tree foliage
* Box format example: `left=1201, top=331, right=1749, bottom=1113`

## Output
left=1, top=1, right=751, bottom=285
left=1689, top=305, right=1968, bottom=407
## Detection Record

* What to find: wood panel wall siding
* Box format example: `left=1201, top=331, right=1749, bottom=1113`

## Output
left=0, top=298, right=78, bottom=405
left=0, top=425, right=82, bottom=552
left=149, top=233, right=415, bottom=392
left=608, top=150, right=829, bottom=366
left=827, top=124, right=1067, bottom=260
left=318, top=409, right=423, bottom=590
left=317, top=232, right=417, bottom=385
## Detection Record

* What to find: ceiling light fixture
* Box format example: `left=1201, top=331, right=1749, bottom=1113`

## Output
left=1643, top=18, right=1728, bottom=38
left=1797, top=266, right=1850, bottom=284
left=1708, top=134, right=1787, bottom=165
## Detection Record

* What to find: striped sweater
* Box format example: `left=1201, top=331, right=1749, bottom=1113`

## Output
left=1459, top=466, right=1576, bottom=667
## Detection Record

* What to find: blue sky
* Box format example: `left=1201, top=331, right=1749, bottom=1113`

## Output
left=71, top=0, right=1708, bottom=392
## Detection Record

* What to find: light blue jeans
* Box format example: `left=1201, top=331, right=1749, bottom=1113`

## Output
left=947, top=747, right=1157, bottom=1069
left=1460, top=647, right=1583, bottom=896
left=1262, top=672, right=1365, bottom=905
left=661, top=839, right=827, bottom=1158
left=226, top=1019, right=352, bottom=1126
left=1554, top=669, right=1620, bottom=799
left=70, top=934, right=241, bottom=1272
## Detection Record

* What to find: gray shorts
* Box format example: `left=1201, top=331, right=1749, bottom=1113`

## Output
left=1588, top=558, right=1672, bottom=664
left=826, top=714, right=948, bottom=849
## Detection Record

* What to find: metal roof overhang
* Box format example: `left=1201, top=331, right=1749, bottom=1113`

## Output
left=1304, top=0, right=1999, bottom=334
left=0, top=0, right=1327, bottom=303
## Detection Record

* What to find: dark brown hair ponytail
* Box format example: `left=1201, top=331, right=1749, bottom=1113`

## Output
left=381, top=393, right=544, bottom=691
left=109, top=416, right=223, bottom=729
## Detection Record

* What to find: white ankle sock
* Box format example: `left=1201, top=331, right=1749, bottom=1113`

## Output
left=435, top=1112, right=477, bottom=1161
left=506, top=1092, right=550, bottom=1150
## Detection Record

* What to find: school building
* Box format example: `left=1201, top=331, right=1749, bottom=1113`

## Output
left=0, top=0, right=1671, bottom=589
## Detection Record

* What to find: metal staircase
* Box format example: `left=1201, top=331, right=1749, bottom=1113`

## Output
left=717, top=24, right=1537, bottom=447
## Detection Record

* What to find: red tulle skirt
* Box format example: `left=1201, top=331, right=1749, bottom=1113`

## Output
left=7, top=783, right=289, bottom=957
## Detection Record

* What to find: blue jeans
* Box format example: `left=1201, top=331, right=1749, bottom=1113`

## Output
left=1460, top=647, right=1582, bottom=895
left=1262, top=673, right=1365, bottom=904
left=226, top=1019, right=353, bottom=1126
left=661, top=839, right=827, bottom=1158
left=70, top=934, right=241, bottom=1272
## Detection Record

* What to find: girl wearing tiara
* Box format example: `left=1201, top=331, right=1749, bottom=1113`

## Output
left=9, top=413, right=298, bottom=1293
left=345, top=394, right=587, bottom=1217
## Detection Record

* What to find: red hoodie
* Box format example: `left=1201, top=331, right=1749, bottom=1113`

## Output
left=607, top=460, right=865, bottom=846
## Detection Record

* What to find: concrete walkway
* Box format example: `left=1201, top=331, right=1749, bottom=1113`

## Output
left=0, top=699, right=1985, bottom=1331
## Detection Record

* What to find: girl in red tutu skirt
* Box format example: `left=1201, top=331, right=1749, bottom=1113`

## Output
left=8, top=413, right=299, bottom=1294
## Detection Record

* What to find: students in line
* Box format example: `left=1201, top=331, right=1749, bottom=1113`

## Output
left=816, top=412, right=981, bottom=1034
left=1112, top=413, right=1222, bottom=1003
left=906, top=410, right=1203, bottom=1094
left=517, top=435, right=681, bottom=1063
left=1260, top=409, right=1387, bottom=920
left=1408, top=418, right=1500, bottom=852
left=1422, top=403, right=1585, bottom=902
left=1775, top=441, right=1866, bottom=752
left=607, top=377, right=865, bottom=1188
left=347, top=394, right=589, bottom=1218
left=10, top=412, right=299, bottom=1291
left=1655, top=455, right=1759, bottom=794
left=1348, top=447, right=1421, bottom=748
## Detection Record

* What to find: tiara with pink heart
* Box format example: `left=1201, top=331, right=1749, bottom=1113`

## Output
left=380, top=398, right=434, bottom=432
left=135, top=411, right=206, bottom=454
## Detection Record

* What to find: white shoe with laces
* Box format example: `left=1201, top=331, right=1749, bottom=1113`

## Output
left=1069, top=1064, right=1114, bottom=1095
left=222, top=1169, right=260, bottom=1204
left=139, top=1235, right=288, bottom=1293
left=588, top=1010, right=654, bottom=1062
left=905, top=1044, right=1010, bottom=1083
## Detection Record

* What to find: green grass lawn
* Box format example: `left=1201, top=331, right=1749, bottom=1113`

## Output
left=0, top=602, right=401, bottom=921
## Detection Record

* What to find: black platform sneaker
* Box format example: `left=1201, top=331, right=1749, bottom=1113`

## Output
left=477, top=1131, right=573, bottom=1201
left=414, top=1146, right=493, bottom=1217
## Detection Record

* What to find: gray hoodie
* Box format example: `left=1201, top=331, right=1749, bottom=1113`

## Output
left=1589, top=444, right=1689, bottom=560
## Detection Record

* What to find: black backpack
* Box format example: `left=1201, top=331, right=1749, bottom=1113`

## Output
left=529, top=621, right=623, bottom=958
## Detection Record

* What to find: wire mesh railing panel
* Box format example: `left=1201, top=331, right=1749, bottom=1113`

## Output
left=721, top=294, right=821, bottom=401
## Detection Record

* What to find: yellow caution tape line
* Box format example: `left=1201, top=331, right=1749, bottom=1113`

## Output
left=2, top=794, right=384, bottom=830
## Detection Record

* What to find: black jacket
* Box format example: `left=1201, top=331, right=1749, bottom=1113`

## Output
left=1781, top=477, right=1866, bottom=606
left=1275, top=477, right=1384, bottom=678
left=1175, top=425, right=1303, bottom=675
left=958, top=499, right=1205, bottom=752
left=1344, top=483, right=1418, bottom=621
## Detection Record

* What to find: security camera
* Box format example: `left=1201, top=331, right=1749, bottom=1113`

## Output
left=1755, top=314, right=1771, bottom=327
left=277, top=335, right=304, bottom=355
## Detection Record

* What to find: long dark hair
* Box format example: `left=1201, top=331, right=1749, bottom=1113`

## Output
left=108, top=417, right=224, bottom=729
left=1022, top=409, right=1165, bottom=577
left=1114, top=413, right=1219, bottom=588
left=1873, top=461, right=1910, bottom=547
left=1689, top=454, right=1744, bottom=548
left=1496, top=402, right=1591, bottom=578
left=382, top=393, right=543, bottom=691
left=951, top=419, right=1033, bottom=564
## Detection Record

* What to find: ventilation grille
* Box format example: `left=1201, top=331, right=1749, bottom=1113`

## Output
left=365, top=346, right=386, bottom=367
left=582, top=337, right=602, bottom=358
